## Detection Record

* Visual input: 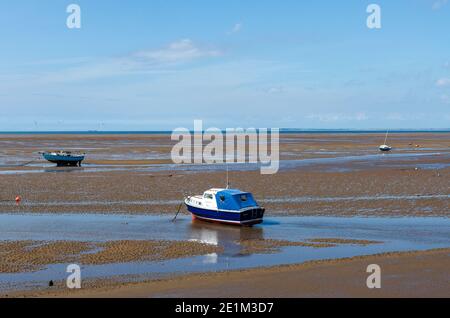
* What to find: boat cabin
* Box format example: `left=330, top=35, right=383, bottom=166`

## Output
left=193, top=188, right=259, bottom=211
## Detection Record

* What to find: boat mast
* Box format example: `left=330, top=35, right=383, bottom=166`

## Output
left=226, top=164, right=229, bottom=189
left=384, top=129, right=389, bottom=145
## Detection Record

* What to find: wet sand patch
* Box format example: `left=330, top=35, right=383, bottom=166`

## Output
left=237, top=237, right=382, bottom=255
left=7, top=248, right=449, bottom=298
left=0, top=241, right=92, bottom=273
left=85, top=159, right=172, bottom=165
left=80, top=240, right=221, bottom=265
left=0, top=240, right=221, bottom=273
left=1, top=163, right=448, bottom=217
left=308, top=238, right=382, bottom=245
left=238, top=239, right=335, bottom=255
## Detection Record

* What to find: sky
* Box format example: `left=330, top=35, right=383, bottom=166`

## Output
left=0, top=0, right=449, bottom=131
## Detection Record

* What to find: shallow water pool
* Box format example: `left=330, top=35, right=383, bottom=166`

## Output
left=0, top=213, right=449, bottom=292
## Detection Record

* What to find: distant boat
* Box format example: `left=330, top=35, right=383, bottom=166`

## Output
left=185, top=188, right=265, bottom=226
left=379, top=130, right=392, bottom=152
left=41, top=151, right=85, bottom=166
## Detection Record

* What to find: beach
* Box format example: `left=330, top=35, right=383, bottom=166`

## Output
left=4, top=248, right=449, bottom=298
left=1, top=132, right=449, bottom=217
left=0, top=132, right=449, bottom=297
left=70, top=248, right=450, bottom=298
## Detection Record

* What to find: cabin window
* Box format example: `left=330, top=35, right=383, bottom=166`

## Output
left=240, top=194, right=247, bottom=202
left=204, top=193, right=213, bottom=199
left=219, top=195, right=225, bottom=202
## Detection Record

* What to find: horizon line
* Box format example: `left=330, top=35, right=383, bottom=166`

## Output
left=0, top=128, right=449, bottom=134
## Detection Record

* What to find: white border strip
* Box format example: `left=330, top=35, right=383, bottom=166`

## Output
left=193, top=215, right=263, bottom=224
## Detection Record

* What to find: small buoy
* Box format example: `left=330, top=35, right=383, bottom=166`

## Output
left=15, top=196, right=21, bottom=204
left=48, top=280, right=54, bottom=287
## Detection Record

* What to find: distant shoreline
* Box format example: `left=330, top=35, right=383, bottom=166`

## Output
left=1, top=129, right=449, bottom=135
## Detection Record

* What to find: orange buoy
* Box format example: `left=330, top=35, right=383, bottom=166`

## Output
left=15, top=196, right=21, bottom=204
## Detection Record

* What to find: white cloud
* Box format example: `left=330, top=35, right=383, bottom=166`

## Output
left=265, top=86, right=284, bottom=94
left=436, top=77, right=450, bottom=87
left=133, top=39, right=221, bottom=63
left=306, top=112, right=368, bottom=122
left=228, top=23, right=243, bottom=34
left=432, top=0, right=448, bottom=10
left=22, top=39, right=222, bottom=84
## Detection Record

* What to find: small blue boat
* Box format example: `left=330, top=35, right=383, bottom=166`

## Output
left=41, top=151, right=85, bottom=166
left=185, top=188, right=265, bottom=226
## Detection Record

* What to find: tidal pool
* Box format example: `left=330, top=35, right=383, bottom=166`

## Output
left=0, top=151, right=448, bottom=175
left=0, top=213, right=449, bottom=292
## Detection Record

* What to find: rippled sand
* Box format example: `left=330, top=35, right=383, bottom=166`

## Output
left=0, top=133, right=448, bottom=217
left=0, top=240, right=220, bottom=273
left=6, top=248, right=449, bottom=298
left=0, top=133, right=448, bottom=297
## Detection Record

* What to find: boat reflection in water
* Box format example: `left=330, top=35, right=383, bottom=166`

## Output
left=188, top=220, right=264, bottom=259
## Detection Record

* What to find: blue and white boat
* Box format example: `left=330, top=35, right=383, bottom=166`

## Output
left=185, top=188, right=265, bottom=226
left=41, top=151, right=85, bottom=166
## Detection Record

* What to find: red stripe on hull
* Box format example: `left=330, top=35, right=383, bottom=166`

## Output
left=191, top=214, right=262, bottom=227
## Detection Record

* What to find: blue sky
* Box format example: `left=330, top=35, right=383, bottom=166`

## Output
left=0, top=0, right=449, bottom=130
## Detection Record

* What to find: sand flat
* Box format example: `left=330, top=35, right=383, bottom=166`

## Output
left=0, top=132, right=448, bottom=297
left=0, top=167, right=448, bottom=216
left=0, top=240, right=221, bottom=273
left=7, top=248, right=449, bottom=298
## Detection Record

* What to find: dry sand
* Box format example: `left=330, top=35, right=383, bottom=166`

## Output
left=6, top=248, right=449, bottom=298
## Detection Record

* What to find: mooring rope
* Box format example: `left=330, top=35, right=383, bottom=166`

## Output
left=172, top=202, right=184, bottom=222
left=0, top=157, right=40, bottom=168
left=17, top=158, right=40, bottom=167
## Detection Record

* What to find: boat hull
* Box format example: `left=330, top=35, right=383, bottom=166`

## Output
left=43, top=154, right=85, bottom=166
left=185, top=203, right=264, bottom=226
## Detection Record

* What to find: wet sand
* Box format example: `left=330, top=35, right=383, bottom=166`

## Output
left=1, top=214, right=448, bottom=296
left=0, top=237, right=378, bottom=274
left=0, top=132, right=448, bottom=297
left=0, top=241, right=91, bottom=273
left=7, top=248, right=449, bottom=298
left=0, top=133, right=448, bottom=217
left=237, top=238, right=380, bottom=254
left=0, top=240, right=220, bottom=273
left=0, top=167, right=448, bottom=216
